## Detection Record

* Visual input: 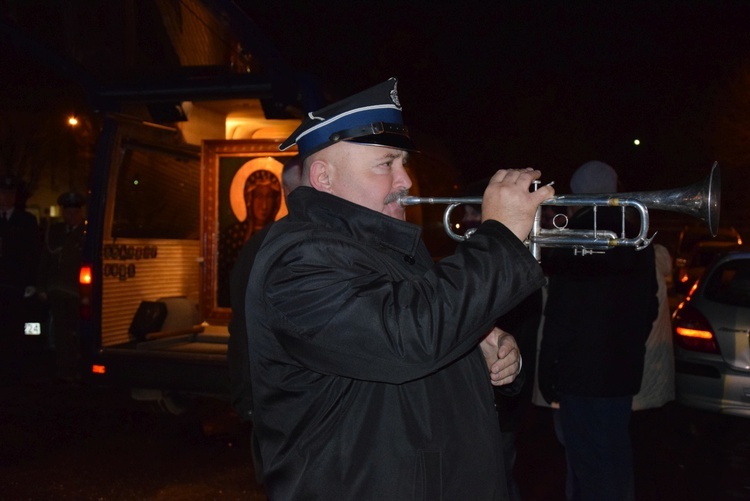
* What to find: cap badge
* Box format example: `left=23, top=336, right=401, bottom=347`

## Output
left=390, top=82, right=401, bottom=108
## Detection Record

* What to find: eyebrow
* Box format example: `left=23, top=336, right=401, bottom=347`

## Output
left=377, top=151, right=408, bottom=162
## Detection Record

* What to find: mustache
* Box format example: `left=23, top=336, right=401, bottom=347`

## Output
left=384, top=189, right=410, bottom=205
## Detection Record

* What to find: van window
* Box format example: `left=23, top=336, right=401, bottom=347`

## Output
left=112, top=145, right=200, bottom=239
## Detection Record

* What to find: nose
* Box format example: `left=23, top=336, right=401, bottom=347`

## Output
left=393, top=162, right=412, bottom=191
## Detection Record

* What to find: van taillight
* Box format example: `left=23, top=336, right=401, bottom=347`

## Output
left=79, top=265, right=92, bottom=285
left=79, top=264, right=93, bottom=320
left=672, top=304, right=719, bottom=354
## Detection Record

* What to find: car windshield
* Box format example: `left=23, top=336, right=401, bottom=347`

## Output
left=679, top=229, right=740, bottom=255
left=704, top=257, right=750, bottom=308
left=693, top=248, right=731, bottom=268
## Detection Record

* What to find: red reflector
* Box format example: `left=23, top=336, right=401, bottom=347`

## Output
left=80, top=265, right=93, bottom=285
left=91, top=365, right=106, bottom=374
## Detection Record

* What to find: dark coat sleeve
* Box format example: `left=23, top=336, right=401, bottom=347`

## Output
left=252, top=220, right=546, bottom=384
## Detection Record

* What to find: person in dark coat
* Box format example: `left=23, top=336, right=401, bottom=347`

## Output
left=228, top=155, right=302, bottom=484
left=38, top=191, right=87, bottom=382
left=244, top=78, right=554, bottom=499
left=538, top=161, right=658, bottom=501
left=0, top=175, right=40, bottom=375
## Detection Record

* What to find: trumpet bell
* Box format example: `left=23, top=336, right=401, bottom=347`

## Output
left=616, top=161, right=720, bottom=238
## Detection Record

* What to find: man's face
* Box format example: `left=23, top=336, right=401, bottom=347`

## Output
left=62, top=206, right=84, bottom=226
left=0, top=189, right=16, bottom=210
left=324, top=142, right=413, bottom=220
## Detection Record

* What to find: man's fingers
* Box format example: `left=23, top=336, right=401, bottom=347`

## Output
left=533, top=184, right=555, bottom=204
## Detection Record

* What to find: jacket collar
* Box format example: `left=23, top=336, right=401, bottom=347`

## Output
left=287, top=186, right=422, bottom=257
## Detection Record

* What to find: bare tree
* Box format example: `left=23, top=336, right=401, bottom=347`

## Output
left=0, top=109, right=94, bottom=205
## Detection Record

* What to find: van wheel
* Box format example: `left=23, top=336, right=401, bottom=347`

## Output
left=131, top=388, right=194, bottom=415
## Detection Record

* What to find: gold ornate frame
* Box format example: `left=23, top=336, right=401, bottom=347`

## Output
left=201, top=139, right=296, bottom=323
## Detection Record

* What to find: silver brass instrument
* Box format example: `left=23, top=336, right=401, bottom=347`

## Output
left=399, top=162, right=720, bottom=261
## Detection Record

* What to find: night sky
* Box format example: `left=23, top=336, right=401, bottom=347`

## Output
left=2, top=1, right=748, bottom=220
left=243, top=2, right=750, bottom=192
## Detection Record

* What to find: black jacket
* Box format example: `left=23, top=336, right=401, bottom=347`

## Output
left=228, top=223, right=272, bottom=422
left=245, top=187, right=545, bottom=500
left=0, top=208, right=39, bottom=289
left=38, top=222, right=86, bottom=297
left=538, top=207, right=658, bottom=403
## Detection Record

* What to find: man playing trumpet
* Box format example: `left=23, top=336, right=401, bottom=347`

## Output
left=242, top=77, right=553, bottom=499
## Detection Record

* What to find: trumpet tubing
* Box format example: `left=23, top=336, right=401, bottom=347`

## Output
left=400, top=162, right=721, bottom=261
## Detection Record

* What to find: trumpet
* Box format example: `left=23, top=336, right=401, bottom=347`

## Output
left=399, top=162, right=720, bottom=261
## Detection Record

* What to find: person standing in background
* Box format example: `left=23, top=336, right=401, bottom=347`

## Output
left=539, top=161, right=658, bottom=501
left=228, top=155, right=303, bottom=486
left=0, top=175, right=40, bottom=378
left=38, top=191, right=87, bottom=383
left=632, top=242, right=675, bottom=410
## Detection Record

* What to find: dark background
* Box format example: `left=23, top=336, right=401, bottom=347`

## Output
left=3, top=2, right=750, bottom=192
left=1, top=1, right=748, bottom=233
left=240, top=1, right=750, bottom=193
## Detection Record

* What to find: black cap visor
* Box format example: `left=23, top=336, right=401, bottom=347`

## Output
left=330, top=122, right=418, bottom=152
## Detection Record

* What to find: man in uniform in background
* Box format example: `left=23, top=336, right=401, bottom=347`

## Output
left=0, top=175, right=40, bottom=379
left=38, top=191, right=87, bottom=383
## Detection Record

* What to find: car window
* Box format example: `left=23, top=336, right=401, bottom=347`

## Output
left=704, top=258, right=750, bottom=307
left=694, top=250, right=723, bottom=268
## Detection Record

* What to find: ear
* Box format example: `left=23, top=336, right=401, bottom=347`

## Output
left=309, top=159, right=332, bottom=193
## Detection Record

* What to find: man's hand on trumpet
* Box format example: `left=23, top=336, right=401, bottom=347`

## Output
left=482, top=168, right=554, bottom=242
left=480, top=327, right=522, bottom=386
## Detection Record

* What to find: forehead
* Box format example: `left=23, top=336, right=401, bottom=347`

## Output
left=373, top=148, right=409, bottom=162
left=337, top=142, right=409, bottom=161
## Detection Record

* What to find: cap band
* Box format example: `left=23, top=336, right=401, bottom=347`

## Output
left=330, top=122, right=410, bottom=143
left=291, top=106, right=402, bottom=157
left=279, top=78, right=416, bottom=157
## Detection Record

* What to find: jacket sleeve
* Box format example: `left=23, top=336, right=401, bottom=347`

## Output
left=251, top=220, right=546, bottom=384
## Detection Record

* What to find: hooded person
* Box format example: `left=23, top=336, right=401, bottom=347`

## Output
left=569, top=160, right=618, bottom=194
left=538, top=160, right=658, bottom=500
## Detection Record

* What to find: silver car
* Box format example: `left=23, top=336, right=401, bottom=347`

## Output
left=672, top=249, right=750, bottom=418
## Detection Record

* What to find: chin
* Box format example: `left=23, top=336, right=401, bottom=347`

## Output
left=384, top=206, right=406, bottom=220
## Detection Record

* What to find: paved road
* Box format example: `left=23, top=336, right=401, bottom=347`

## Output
left=2, top=350, right=749, bottom=500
